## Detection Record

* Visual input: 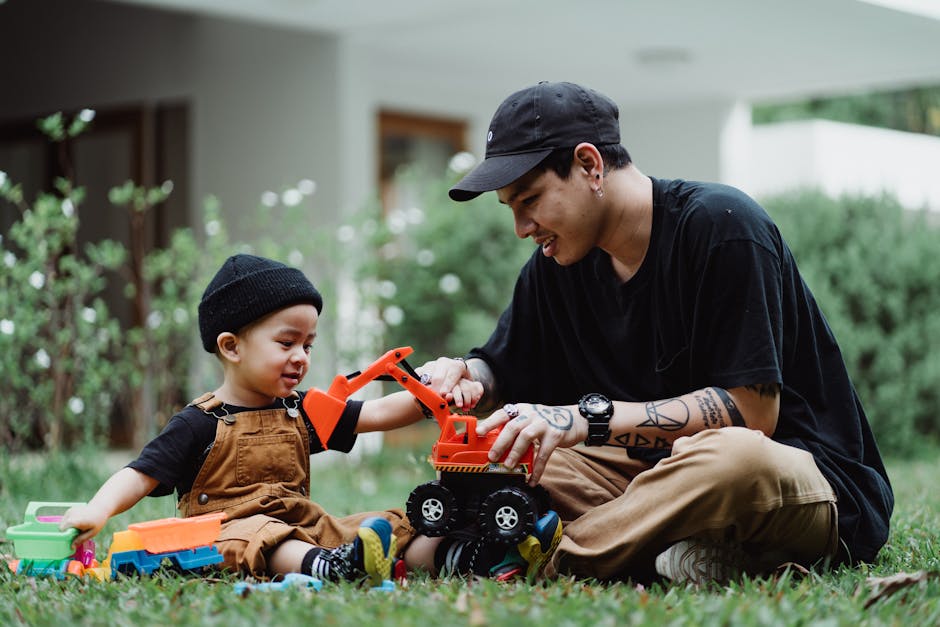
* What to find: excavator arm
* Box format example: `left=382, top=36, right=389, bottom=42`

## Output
left=302, top=346, right=449, bottom=448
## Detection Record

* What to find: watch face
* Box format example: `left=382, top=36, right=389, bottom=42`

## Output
left=585, top=394, right=609, bottom=414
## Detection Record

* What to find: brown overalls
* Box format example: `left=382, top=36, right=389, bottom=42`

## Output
left=179, top=392, right=414, bottom=576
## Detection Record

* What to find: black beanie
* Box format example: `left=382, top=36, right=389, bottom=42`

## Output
left=198, top=254, right=323, bottom=353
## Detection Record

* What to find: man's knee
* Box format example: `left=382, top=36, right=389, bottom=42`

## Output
left=674, top=427, right=783, bottom=495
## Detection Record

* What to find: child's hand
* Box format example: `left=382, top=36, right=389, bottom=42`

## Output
left=451, top=377, right=484, bottom=410
left=59, top=504, right=109, bottom=548
left=418, top=357, right=483, bottom=409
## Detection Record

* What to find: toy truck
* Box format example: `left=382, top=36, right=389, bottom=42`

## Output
left=4, top=502, right=225, bottom=580
left=5, top=502, right=98, bottom=579
left=89, top=511, right=226, bottom=579
left=304, top=346, right=550, bottom=546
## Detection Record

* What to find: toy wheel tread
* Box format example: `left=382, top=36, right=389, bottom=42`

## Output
left=406, top=480, right=458, bottom=537
left=480, top=486, right=535, bottom=544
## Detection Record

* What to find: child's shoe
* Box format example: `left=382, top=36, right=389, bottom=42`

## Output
left=356, top=516, right=397, bottom=588
left=310, top=517, right=397, bottom=588
left=489, top=510, right=563, bottom=583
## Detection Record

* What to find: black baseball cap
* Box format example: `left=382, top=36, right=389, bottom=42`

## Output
left=449, top=81, right=622, bottom=202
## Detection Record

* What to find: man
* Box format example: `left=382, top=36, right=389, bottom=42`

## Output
left=426, top=81, right=893, bottom=583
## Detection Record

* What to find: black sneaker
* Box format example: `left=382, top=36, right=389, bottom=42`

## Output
left=316, top=517, right=397, bottom=588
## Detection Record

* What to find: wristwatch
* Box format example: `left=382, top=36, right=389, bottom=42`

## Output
left=578, top=392, right=613, bottom=446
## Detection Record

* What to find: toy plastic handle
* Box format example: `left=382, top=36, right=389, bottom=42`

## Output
left=24, top=501, right=87, bottom=524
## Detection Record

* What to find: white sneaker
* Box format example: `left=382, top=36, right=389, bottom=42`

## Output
left=654, top=538, right=749, bottom=584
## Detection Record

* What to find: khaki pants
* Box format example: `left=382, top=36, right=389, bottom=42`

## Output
left=540, top=427, right=838, bottom=580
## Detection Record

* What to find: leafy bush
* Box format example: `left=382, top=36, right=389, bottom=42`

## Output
left=0, top=113, right=231, bottom=450
left=0, top=141, right=126, bottom=450
left=763, top=189, right=940, bottom=455
left=350, top=169, right=534, bottom=364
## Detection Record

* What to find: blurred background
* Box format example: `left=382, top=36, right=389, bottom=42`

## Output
left=1, top=0, right=939, bottom=458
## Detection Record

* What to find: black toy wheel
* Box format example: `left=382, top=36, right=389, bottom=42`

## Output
left=480, top=486, right=536, bottom=544
left=406, top=480, right=458, bottom=536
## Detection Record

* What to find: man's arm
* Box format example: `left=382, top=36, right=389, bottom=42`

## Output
left=605, top=384, right=780, bottom=451
left=480, top=383, right=780, bottom=485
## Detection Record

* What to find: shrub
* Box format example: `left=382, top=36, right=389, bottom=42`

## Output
left=0, top=159, right=125, bottom=450
left=350, top=168, right=534, bottom=365
left=763, top=189, right=940, bottom=455
left=0, top=113, right=230, bottom=450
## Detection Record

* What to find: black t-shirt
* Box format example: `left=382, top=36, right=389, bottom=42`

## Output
left=128, top=390, right=362, bottom=500
left=470, top=177, right=893, bottom=563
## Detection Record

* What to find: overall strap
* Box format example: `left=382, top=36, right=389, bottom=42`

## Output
left=191, top=392, right=223, bottom=411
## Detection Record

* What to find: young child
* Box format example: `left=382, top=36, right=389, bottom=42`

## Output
left=60, top=254, right=448, bottom=585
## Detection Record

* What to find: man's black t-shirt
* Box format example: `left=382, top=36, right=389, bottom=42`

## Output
left=470, top=177, right=893, bottom=563
left=128, top=390, right=362, bottom=500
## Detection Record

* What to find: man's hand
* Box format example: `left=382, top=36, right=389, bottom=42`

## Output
left=418, top=357, right=481, bottom=410
left=476, top=403, right=588, bottom=485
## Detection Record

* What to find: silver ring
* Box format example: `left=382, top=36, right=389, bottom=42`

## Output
left=503, top=403, right=519, bottom=418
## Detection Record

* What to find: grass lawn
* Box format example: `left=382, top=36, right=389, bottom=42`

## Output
left=1, top=427, right=937, bottom=626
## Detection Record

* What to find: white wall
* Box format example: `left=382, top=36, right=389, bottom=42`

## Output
left=617, top=99, right=743, bottom=184
left=187, top=19, right=344, bottom=234
left=747, top=119, right=940, bottom=211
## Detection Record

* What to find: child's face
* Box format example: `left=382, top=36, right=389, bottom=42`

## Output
left=231, top=303, right=319, bottom=403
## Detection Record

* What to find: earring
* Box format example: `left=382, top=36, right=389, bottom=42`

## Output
left=594, top=187, right=604, bottom=198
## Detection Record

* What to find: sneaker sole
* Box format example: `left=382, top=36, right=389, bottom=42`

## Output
left=358, top=517, right=397, bottom=588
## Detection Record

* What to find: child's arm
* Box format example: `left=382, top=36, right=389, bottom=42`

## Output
left=59, top=467, right=160, bottom=547
left=356, top=374, right=485, bottom=433
left=355, top=391, right=425, bottom=433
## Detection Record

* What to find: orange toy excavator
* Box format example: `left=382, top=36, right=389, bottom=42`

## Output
left=303, top=347, right=551, bottom=544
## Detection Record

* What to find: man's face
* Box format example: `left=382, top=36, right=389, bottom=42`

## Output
left=497, top=166, right=598, bottom=266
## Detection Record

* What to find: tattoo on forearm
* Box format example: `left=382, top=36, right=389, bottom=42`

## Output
left=638, top=398, right=690, bottom=432
left=536, top=405, right=573, bottom=431
left=711, top=387, right=746, bottom=427
left=745, top=383, right=780, bottom=399
left=695, top=389, right=728, bottom=429
left=611, top=433, right=671, bottom=449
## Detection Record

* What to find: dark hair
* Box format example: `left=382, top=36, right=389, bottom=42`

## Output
left=532, top=144, right=632, bottom=180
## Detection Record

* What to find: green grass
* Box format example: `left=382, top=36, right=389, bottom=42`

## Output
left=1, top=433, right=938, bottom=626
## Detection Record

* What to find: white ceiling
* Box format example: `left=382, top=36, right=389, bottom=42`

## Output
left=111, top=0, right=940, bottom=107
